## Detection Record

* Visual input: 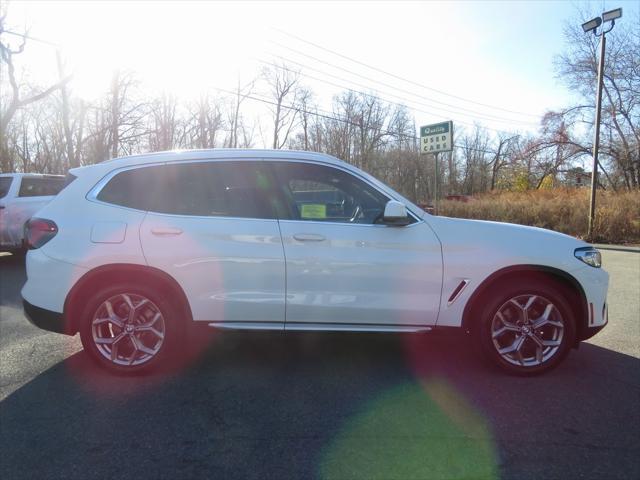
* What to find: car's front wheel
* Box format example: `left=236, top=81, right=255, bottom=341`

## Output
left=477, top=279, right=576, bottom=375
left=79, top=284, right=180, bottom=374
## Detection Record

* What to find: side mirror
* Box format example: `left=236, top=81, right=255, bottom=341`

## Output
left=382, top=200, right=411, bottom=226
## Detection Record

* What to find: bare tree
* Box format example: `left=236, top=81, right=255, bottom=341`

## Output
left=489, top=133, right=519, bottom=190
left=459, top=125, right=491, bottom=194
left=226, top=78, right=254, bottom=148
left=148, top=93, right=185, bottom=152
left=0, top=15, right=71, bottom=171
left=354, top=93, right=389, bottom=172
left=107, top=70, right=147, bottom=158
left=554, top=13, right=639, bottom=189
left=187, top=94, right=224, bottom=149
left=263, top=63, right=300, bottom=149
left=296, top=87, right=314, bottom=150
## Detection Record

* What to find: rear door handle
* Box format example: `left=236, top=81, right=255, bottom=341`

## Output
left=151, top=227, right=183, bottom=236
left=293, top=233, right=326, bottom=242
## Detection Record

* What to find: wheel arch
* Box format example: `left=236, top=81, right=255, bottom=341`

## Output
left=63, top=263, right=193, bottom=335
left=461, top=265, right=588, bottom=344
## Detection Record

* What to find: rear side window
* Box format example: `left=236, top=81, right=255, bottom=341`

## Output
left=97, top=161, right=277, bottom=219
left=18, top=177, right=66, bottom=197
left=96, top=167, right=153, bottom=211
left=0, top=177, right=12, bottom=199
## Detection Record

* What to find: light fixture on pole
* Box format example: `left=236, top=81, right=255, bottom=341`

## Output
left=582, top=8, right=622, bottom=241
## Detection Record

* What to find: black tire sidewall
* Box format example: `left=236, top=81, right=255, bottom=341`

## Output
left=78, top=282, right=182, bottom=374
left=477, top=279, right=577, bottom=375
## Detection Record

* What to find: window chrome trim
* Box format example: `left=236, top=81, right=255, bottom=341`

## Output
left=86, top=156, right=424, bottom=225
left=265, top=157, right=423, bottom=226
left=205, top=321, right=433, bottom=333
left=86, top=159, right=280, bottom=221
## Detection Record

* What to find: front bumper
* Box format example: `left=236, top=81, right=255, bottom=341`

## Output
left=570, top=262, right=609, bottom=342
left=579, top=301, right=609, bottom=341
left=23, top=299, right=71, bottom=335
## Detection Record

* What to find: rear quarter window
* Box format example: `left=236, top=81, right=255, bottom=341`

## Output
left=18, top=177, right=66, bottom=197
left=0, top=177, right=13, bottom=199
left=96, top=162, right=276, bottom=219
left=96, top=167, right=154, bottom=211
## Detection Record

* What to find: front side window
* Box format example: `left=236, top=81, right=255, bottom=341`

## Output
left=0, top=177, right=12, bottom=199
left=97, top=161, right=276, bottom=219
left=272, top=162, right=391, bottom=224
left=18, top=177, right=65, bottom=197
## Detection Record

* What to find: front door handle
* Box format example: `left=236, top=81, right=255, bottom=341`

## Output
left=151, top=227, right=183, bottom=236
left=293, top=233, right=326, bottom=242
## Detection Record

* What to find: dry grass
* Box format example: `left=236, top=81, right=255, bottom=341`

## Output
left=438, top=189, right=640, bottom=244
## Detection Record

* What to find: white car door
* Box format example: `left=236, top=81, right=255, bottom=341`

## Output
left=134, top=160, right=286, bottom=327
left=271, top=161, right=442, bottom=329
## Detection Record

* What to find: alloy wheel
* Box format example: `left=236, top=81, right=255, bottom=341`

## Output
left=490, top=294, right=564, bottom=367
left=91, top=293, right=166, bottom=367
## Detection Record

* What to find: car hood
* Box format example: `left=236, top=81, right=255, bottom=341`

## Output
left=426, top=215, right=590, bottom=272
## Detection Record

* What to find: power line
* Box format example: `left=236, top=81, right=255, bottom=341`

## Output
left=1, top=29, right=61, bottom=48
left=269, top=41, right=539, bottom=127
left=260, top=54, right=538, bottom=131
left=256, top=58, right=519, bottom=135
left=274, top=28, right=542, bottom=119
left=208, top=84, right=502, bottom=156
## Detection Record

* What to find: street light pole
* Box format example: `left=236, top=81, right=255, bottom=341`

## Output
left=582, top=7, right=622, bottom=242
left=587, top=33, right=606, bottom=241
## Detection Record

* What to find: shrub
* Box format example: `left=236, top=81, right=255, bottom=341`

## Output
left=438, top=189, right=640, bottom=244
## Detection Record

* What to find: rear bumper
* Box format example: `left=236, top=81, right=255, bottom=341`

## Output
left=21, top=249, right=87, bottom=314
left=23, top=299, right=73, bottom=335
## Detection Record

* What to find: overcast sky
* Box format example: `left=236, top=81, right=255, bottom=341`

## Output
left=3, top=0, right=639, bottom=139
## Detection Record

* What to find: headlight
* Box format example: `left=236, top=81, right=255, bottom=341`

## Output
left=574, top=247, right=602, bottom=268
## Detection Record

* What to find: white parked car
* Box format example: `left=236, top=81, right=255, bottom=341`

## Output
left=0, top=173, right=66, bottom=252
left=21, top=150, right=609, bottom=374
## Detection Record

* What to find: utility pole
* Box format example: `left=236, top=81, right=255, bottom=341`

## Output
left=582, top=8, right=622, bottom=241
left=587, top=34, right=605, bottom=240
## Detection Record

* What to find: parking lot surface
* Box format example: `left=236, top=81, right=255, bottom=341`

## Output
left=1, top=250, right=639, bottom=479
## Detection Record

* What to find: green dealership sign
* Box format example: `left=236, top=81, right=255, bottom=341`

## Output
left=420, top=121, right=453, bottom=154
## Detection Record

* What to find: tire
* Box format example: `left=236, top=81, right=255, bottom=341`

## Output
left=476, top=278, right=576, bottom=375
left=78, top=282, right=182, bottom=374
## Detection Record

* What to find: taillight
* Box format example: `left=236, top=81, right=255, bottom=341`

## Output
left=25, top=218, right=58, bottom=249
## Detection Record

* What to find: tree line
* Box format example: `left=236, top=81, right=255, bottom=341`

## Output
left=1, top=11, right=637, bottom=205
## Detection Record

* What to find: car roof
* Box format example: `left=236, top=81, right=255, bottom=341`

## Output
left=0, top=173, right=64, bottom=178
left=66, top=148, right=426, bottom=219
left=82, top=149, right=349, bottom=171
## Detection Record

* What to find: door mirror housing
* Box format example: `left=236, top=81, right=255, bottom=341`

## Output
left=382, top=200, right=411, bottom=226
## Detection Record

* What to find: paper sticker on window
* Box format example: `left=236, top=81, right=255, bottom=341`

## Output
left=300, top=204, right=327, bottom=219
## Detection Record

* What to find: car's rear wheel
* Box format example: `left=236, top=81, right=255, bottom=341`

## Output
left=477, top=279, right=576, bottom=375
left=79, top=284, right=180, bottom=374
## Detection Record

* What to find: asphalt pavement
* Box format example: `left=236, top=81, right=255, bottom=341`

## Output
left=0, top=250, right=638, bottom=480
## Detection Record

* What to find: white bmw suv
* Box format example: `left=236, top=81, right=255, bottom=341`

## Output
left=21, top=149, right=609, bottom=374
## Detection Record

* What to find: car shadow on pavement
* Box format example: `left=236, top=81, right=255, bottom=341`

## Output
left=0, top=253, right=26, bottom=308
left=0, top=329, right=638, bottom=480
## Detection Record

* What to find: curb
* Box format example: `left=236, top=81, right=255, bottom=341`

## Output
left=593, top=244, right=640, bottom=253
